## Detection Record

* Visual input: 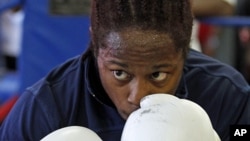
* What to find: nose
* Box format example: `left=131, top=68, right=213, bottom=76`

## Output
left=127, top=79, right=152, bottom=106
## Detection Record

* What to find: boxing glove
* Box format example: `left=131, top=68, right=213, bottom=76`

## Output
left=121, top=94, right=221, bottom=141
left=40, top=126, right=102, bottom=141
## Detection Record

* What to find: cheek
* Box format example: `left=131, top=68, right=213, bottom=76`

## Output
left=169, top=72, right=182, bottom=94
left=163, top=62, right=184, bottom=94
left=99, top=71, right=131, bottom=119
left=97, top=62, right=129, bottom=105
left=172, top=65, right=184, bottom=93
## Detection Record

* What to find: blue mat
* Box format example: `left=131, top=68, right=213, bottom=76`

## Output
left=0, top=72, right=20, bottom=104
left=1, top=0, right=91, bottom=93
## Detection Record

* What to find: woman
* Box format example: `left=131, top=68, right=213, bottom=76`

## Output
left=0, top=0, right=249, bottom=141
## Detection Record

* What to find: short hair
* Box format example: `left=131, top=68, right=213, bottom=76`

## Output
left=90, top=0, right=193, bottom=58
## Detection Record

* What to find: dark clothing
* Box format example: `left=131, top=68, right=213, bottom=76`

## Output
left=0, top=49, right=249, bottom=141
left=235, top=0, right=250, bottom=84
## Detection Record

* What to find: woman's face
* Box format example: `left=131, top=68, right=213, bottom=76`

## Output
left=96, top=29, right=185, bottom=120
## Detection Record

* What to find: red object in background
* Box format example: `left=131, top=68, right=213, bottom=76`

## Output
left=239, top=27, right=250, bottom=46
left=0, top=95, right=19, bottom=123
left=198, top=23, right=213, bottom=46
left=198, top=23, right=220, bottom=57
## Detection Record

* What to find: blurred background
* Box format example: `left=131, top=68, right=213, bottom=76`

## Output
left=0, top=0, right=249, bottom=123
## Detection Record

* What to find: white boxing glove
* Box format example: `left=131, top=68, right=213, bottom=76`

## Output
left=40, top=126, right=102, bottom=141
left=121, top=94, right=221, bottom=141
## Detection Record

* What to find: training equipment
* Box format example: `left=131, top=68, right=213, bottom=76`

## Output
left=40, top=126, right=102, bottom=141
left=121, top=94, right=221, bottom=141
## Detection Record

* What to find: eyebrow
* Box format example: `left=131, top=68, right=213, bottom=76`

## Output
left=107, top=60, right=173, bottom=70
left=107, top=60, right=129, bottom=68
left=152, top=64, right=173, bottom=70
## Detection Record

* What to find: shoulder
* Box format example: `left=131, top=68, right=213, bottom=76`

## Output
left=27, top=50, right=92, bottom=93
left=26, top=49, right=94, bottom=100
left=185, top=50, right=250, bottom=94
left=184, top=50, right=250, bottom=138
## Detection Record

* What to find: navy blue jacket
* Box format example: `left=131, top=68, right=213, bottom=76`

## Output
left=0, top=49, right=249, bottom=141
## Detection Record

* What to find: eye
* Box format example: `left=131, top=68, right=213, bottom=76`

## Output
left=151, top=72, right=168, bottom=81
left=112, top=70, right=131, bottom=81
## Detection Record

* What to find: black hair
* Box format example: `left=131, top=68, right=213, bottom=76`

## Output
left=90, top=0, right=193, bottom=58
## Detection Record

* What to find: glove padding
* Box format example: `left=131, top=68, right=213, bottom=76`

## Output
left=40, top=126, right=102, bottom=141
left=121, top=94, right=221, bottom=141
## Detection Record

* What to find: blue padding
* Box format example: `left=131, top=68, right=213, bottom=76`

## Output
left=199, top=16, right=250, bottom=27
left=0, top=0, right=21, bottom=13
left=0, top=72, right=20, bottom=103
left=19, top=14, right=90, bottom=93
left=0, top=0, right=91, bottom=93
left=1, top=0, right=91, bottom=94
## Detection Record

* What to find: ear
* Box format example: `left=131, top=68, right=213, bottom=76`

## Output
left=89, top=26, right=92, bottom=35
left=89, top=26, right=98, bottom=57
left=89, top=26, right=94, bottom=41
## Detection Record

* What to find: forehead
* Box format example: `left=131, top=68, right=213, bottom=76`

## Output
left=100, top=29, right=180, bottom=61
